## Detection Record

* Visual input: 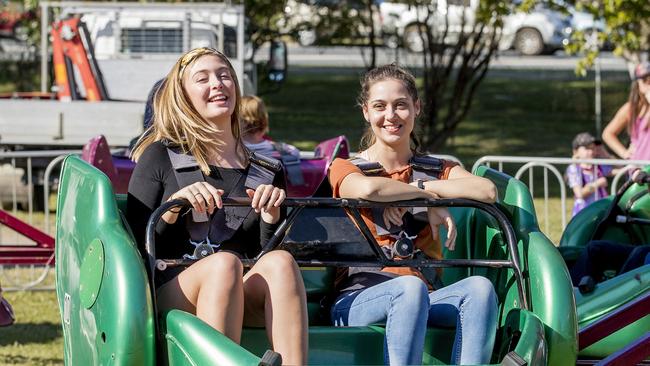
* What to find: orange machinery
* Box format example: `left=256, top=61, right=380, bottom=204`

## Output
left=50, top=16, right=109, bottom=101
left=1, top=16, right=109, bottom=101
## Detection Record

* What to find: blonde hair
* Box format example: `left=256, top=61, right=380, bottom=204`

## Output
left=357, top=64, right=421, bottom=152
left=240, top=95, right=269, bottom=137
left=131, top=47, right=247, bottom=175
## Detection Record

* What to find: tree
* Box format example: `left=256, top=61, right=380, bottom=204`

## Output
left=565, top=0, right=650, bottom=75
left=403, top=0, right=515, bottom=151
left=238, top=0, right=290, bottom=61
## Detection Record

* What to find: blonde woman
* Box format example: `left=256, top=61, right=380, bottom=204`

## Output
left=127, top=47, right=307, bottom=364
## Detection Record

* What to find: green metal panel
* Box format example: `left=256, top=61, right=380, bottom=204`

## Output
left=56, top=155, right=156, bottom=365
left=56, top=156, right=576, bottom=365
left=575, top=265, right=650, bottom=357
left=241, top=326, right=458, bottom=365
left=164, top=310, right=261, bottom=366
left=558, top=168, right=650, bottom=358
left=504, top=309, right=548, bottom=366
left=476, top=166, right=578, bottom=366
left=79, top=238, right=105, bottom=309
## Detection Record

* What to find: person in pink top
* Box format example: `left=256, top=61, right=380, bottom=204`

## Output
left=602, top=62, right=650, bottom=160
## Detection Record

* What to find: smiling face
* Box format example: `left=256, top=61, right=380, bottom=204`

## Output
left=362, top=78, right=420, bottom=149
left=183, top=54, right=237, bottom=125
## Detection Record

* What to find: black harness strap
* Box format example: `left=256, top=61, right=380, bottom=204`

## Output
left=349, top=155, right=444, bottom=236
left=167, top=148, right=209, bottom=224
left=166, top=147, right=280, bottom=244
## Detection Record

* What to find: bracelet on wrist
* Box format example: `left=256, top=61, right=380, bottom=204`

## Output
left=417, top=179, right=425, bottom=190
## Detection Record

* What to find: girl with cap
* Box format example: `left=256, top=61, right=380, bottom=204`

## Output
left=566, top=132, right=611, bottom=217
left=328, top=64, right=498, bottom=365
left=127, top=47, right=308, bottom=364
left=602, top=61, right=650, bottom=160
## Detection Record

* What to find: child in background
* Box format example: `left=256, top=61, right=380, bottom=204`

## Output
left=566, top=132, right=612, bottom=217
left=240, top=95, right=300, bottom=158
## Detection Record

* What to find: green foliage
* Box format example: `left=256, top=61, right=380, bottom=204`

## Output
left=407, top=0, right=534, bottom=151
left=564, top=0, right=650, bottom=75
left=236, top=0, right=287, bottom=58
left=2, top=0, right=41, bottom=47
left=0, top=60, right=39, bottom=92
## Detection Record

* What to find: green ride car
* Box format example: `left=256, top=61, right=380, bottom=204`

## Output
left=55, top=155, right=577, bottom=365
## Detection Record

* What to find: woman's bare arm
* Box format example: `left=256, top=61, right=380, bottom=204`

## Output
left=338, top=172, right=437, bottom=201
left=420, top=165, right=497, bottom=203
left=602, top=102, right=632, bottom=159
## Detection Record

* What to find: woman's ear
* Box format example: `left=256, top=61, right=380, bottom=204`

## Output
left=415, top=99, right=421, bottom=117
left=362, top=104, right=370, bottom=123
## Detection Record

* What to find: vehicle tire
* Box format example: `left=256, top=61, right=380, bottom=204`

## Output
left=297, top=29, right=316, bottom=47
left=514, top=28, right=544, bottom=56
left=403, top=24, right=426, bottom=53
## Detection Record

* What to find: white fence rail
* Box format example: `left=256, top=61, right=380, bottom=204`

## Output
left=472, top=156, right=650, bottom=233
left=0, top=150, right=80, bottom=291
left=0, top=150, right=80, bottom=230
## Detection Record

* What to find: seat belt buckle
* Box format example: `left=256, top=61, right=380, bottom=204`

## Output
left=183, top=237, right=221, bottom=260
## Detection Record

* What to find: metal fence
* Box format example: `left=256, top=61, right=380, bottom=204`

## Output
left=472, top=156, right=650, bottom=234
left=3, top=149, right=648, bottom=290
left=0, top=149, right=79, bottom=291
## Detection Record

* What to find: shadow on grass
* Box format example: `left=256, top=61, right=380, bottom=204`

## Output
left=0, top=321, right=62, bottom=346
left=0, top=354, right=62, bottom=365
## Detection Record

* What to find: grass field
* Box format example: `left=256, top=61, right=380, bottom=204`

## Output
left=0, top=67, right=631, bottom=364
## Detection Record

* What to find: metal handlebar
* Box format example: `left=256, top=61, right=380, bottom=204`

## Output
left=145, top=197, right=529, bottom=311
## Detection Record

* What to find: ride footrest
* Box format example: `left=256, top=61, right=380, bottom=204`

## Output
left=258, top=350, right=282, bottom=366
left=578, top=275, right=596, bottom=294
left=500, top=351, right=527, bottom=366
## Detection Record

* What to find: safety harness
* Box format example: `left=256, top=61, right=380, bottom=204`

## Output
left=166, top=145, right=282, bottom=259
left=349, top=154, right=444, bottom=237
left=345, top=154, right=447, bottom=290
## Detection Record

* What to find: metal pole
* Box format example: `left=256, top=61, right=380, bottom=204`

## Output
left=40, top=2, right=49, bottom=93
left=595, top=54, right=602, bottom=134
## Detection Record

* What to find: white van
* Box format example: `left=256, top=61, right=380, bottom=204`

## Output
left=58, top=2, right=253, bottom=101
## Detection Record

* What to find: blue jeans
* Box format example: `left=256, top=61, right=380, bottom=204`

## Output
left=330, top=275, right=498, bottom=365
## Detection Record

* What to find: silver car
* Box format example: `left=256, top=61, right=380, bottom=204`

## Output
left=380, top=0, right=572, bottom=55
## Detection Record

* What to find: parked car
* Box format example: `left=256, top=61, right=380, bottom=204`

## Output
left=280, top=0, right=384, bottom=46
left=380, top=0, right=572, bottom=55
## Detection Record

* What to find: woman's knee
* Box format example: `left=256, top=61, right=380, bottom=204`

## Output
left=463, top=276, right=498, bottom=309
left=393, top=276, right=429, bottom=305
left=197, top=251, right=243, bottom=283
left=254, top=250, right=299, bottom=278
